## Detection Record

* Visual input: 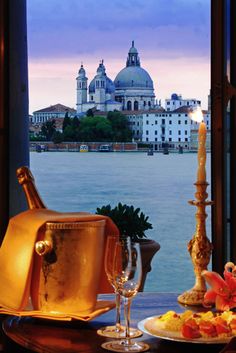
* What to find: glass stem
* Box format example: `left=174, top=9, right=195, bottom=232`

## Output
left=124, top=297, right=132, bottom=345
left=115, top=292, right=122, bottom=332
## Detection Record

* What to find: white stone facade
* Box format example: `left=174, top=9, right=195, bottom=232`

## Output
left=165, top=93, right=201, bottom=112
left=32, top=104, right=76, bottom=124
left=124, top=101, right=211, bottom=151
left=76, top=42, right=155, bottom=114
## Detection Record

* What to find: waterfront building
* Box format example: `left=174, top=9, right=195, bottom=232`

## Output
left=165, top=93, right=201, bottom=111
left=32, top=104, right=76, bottom=124
left=124, top=102, right=211, bottom=151
left=76, top=41, right=156, bottom=114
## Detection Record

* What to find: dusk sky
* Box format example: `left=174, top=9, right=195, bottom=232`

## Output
left=27, top=0, right=210, bottom=114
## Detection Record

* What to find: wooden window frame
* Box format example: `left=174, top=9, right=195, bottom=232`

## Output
left=211, top=0, right=236, bottom=272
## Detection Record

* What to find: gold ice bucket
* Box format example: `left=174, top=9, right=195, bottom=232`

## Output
left=31, top=219, right=106, bottom=314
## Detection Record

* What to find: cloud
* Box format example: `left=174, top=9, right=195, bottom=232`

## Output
left=27, top=0, right=210, bottom=113
left=27, top=0, right=210, bottom=59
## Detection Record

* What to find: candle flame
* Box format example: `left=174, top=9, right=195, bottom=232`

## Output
left=190, top=106, right=203, bottom=123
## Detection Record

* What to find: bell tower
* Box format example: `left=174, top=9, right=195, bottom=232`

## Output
left=76, top=64, right=88, bottom=113
left=126, top=40, right=140, bottom=67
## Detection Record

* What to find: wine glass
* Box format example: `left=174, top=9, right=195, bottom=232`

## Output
left=97, top=236, right=142, bottom=339
left=101, top=241, right=149, bottom=352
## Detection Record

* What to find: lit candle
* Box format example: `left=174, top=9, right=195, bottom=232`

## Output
left=197, top=120, right=206, bottom=183
left=191, top=107, right=206, bottom=183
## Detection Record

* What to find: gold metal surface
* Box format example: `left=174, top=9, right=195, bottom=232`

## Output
left=16, top=166, right=46, bottom=209
left=35, top=240, right=52, bottom=256
left=31, top=220, right=106, bottom=314
left=178, top=181, right=214, bottom=305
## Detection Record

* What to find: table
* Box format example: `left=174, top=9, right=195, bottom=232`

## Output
left=1, top=293, right=232, bottom=353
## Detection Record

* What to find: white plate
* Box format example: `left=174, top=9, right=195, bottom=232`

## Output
left=137, top=316, right=232, bottom=344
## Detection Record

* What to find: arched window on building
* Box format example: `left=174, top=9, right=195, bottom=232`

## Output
left=134, top=101, right=139, bottom=110
left=127, top=101, right=132, bottom=110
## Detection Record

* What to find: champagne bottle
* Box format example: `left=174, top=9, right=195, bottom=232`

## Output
left=16, top=166, right=46, bottom=209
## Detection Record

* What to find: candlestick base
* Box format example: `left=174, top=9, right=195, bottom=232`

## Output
left=177, top=288, right=206, bottom=306
left=178, top=180, right=213, bottom=308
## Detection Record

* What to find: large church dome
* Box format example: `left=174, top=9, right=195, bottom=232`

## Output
left=114, top=66, right=153, bottom=90
left=114, top=41, right=155, bottom=111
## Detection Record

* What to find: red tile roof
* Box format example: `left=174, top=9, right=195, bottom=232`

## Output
left=33, top=104, right=76, bottom=114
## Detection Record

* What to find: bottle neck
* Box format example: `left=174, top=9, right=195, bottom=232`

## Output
left=17, top=166, right=46, bottom=210
left=22, top=181, right=46, bottom=209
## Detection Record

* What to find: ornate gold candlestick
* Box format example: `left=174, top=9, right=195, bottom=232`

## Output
left=178, top=181, right=214, bottom=305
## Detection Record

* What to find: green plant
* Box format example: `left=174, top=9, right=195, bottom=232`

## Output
left=96, top=202, right=153, bottom=242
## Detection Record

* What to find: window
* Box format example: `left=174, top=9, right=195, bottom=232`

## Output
left=146, top=120, right=149, bottom=125
left=134, top=101, right=139, bottom=110
left=146, top=137, right=149, bottom=142
left=155, top=130, right=157, bottom=135
left=169, top=138, right=172, bottom=142
left=146, top=130, right=149, bottom=135
left=178, top=130, right=181, bottom=135
left=178, top=120, right=181, bottom=124
left=162, top=119, right=165, bottom=124
left=169, top=130, right=172, bottom=135
left=178, top=138, right=181, bottom=142
left=155, top=138, right=157, bottom=141
left=185, top=138, right=188, bottom=142
left=185, top=130, right=187, bottom=135
left=127, top=101, right=132, bottom=110
left=185, top=120, right=188, bottom=124
left=18, top=0, right=226, bottom=295
left=155, top=120, right=157, bottom=124
left=169, top=120, right=172, bottom=124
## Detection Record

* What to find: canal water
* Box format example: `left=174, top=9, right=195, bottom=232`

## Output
left=30, top=151, right=212, bottom=293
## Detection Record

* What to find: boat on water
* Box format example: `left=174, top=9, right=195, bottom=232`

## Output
left=98, top=144, right=113, bottom=152
left=163, top=148, right=169, bottom=155
left=36, top=144, right=48, bottom=152
left=80, top=145, right=89, bottom=152
left=147, top=148, right=154, bottom=156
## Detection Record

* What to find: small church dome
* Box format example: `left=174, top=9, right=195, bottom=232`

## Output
left=89, top=76, right=115, bottom=94
left=78, top=64, right=86, bottom=76
left=171, top=93, right=179, bottom=100
left=89, top=60, right=115, bottom=94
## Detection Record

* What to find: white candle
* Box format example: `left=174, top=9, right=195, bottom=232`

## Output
left=197, top=120, right=207, bottom=183
left=190, top=107, right=207, bottom=183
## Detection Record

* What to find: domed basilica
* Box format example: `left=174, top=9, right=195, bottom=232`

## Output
left=76, top=41, right=156, bottom=114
